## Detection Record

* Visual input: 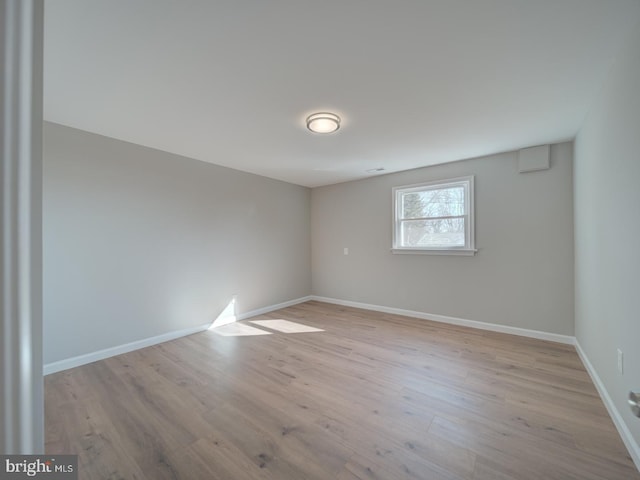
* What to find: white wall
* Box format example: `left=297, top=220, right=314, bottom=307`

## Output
left=312, top=143, right=574, bottom=335
left=43, top=122, right=311, bottom=364
left=574, top=20, right=640, bottom=455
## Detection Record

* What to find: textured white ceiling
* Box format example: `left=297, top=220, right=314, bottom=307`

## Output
left=44, top=0, right=640, bottom=187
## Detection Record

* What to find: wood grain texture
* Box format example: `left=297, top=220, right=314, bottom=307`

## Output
left=45, top=301, right=639, bottom=479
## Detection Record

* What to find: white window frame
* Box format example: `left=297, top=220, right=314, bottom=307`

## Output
left=392, top=176, right=476, bottom=256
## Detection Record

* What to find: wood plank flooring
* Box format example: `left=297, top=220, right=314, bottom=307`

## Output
left=45, top=301, right=640, bottom=479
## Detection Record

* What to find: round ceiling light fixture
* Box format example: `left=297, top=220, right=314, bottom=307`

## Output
left=306, top=112, right=341, bottom=134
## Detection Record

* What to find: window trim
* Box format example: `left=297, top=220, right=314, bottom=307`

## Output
left=391, top=175, right=476, bottom=256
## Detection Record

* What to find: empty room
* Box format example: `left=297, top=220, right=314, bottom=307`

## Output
left=2, top=0, right=640, bottom=479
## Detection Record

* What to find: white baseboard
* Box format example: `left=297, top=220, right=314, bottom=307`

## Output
left=42, top=294, right=639, bottom=472
left=43, top=322, right=211, bottom=376
left=310, top=295, right=575, bottom=345
left=237, top=295, right=313, bottom=320
left=43, top=296, right=313, bottom=376
left=575, top=340, right=640, bottom=471
left=309, top=297, right=639, bottom=470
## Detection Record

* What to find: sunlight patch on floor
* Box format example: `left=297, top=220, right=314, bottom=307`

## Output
left=249, top=319, right=324, bottom=333
left=212, top=322, right=273, bottom=337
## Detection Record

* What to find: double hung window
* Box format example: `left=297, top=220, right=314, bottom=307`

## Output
left=392, top=176, right=475, bottom=255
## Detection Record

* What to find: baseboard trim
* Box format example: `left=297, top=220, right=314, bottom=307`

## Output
left=575, top=340, right=640, bottom=471
left=308, top=297, right=640, bottom=468
left=43, top=295, right=313, bottom=375
left=43, top=323, right=210, bottom=376
left=42, top=294, right=639, bottom=472
left=310, top=295, right=575, bottom=345
left=237, top=295, right=313, bottom=320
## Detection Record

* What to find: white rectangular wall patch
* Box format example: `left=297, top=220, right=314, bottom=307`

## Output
left=518, top=144, right=550, bottom=173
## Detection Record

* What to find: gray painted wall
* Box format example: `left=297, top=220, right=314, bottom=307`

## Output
left=312, top=143, right=574, bottom=335
left=574, top=21, right=640, bottom=449
left=43, top=122, right=311, bottom=364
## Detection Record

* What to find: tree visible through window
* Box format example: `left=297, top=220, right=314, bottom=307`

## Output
left=392, top=176, right=475, bottom=254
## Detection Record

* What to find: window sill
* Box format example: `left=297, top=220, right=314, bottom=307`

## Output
left=391, top=248, right=477, bottom=256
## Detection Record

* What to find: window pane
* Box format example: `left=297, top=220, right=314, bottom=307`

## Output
left=400, top=218, right=465, bottom=247
left=401, top=186, right=465, bottom=219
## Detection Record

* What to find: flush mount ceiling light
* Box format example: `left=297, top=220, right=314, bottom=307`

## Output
left=306, top=112, right=341, bottom=134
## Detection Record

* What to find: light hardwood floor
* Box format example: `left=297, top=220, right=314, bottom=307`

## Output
left=45, top=301, right=639, bottom=479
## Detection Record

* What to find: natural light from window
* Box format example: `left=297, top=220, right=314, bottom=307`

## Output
left=392, top=176, right=475, bottom=255
left=207, top=297, right=325, bottom=337
left=209, top=296, right=237, bottom=329
left=249, top=319, right=324, bottom=333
